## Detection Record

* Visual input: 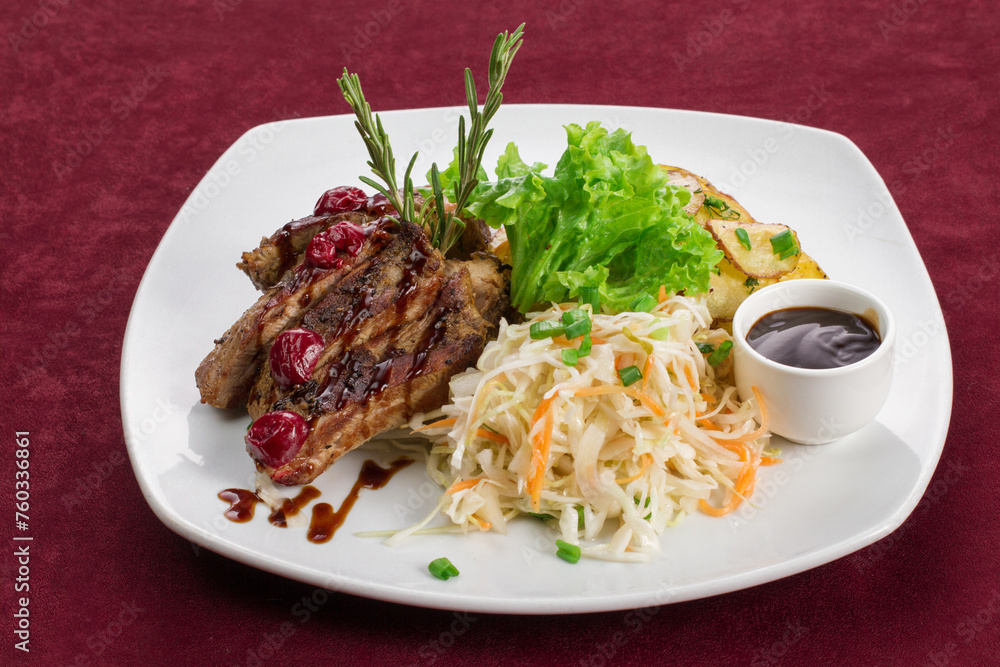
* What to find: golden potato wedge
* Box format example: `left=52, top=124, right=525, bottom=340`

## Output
left=707, top=258, right=777, bottom=321
left=778, top=251, right=827, bottom=281
left=660, top=165, right=756, bottom=226
left=707, top=219, right=799, bottom=279
left=663, top=168, right=704, bottom=217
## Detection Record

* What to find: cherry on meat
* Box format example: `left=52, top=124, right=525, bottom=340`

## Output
left=313, top=186, right=367, bottom=216
left=305, top=221, right=367, bottom=269
left=245, top=411, right=310, bottom=468
left=269, top=328, right=324, bottom=386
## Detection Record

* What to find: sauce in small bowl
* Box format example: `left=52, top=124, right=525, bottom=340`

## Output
left=732, top=280, right=895, bottom=444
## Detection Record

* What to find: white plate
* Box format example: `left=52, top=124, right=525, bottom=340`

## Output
left=122, top=104, right=952, bottom=614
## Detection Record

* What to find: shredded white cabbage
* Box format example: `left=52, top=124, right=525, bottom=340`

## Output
left=405, top=294, right=770, bottom=562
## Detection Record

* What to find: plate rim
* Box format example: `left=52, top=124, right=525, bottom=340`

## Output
left=122, top=103, right=954, bottom=614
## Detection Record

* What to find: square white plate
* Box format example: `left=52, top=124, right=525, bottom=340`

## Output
left=122, top=104, right=952, bottom=614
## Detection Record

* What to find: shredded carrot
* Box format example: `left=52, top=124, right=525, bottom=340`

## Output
left=616, top=453, right=653, bottom=484
left=444, top=477, right=483, bottom=495
left=760, top=457, right=783, bottom=466
left=698, top=418, right=714, bottom=429
left=413, top=417, right=457, bottom=432
left=700, top=392, right=716, bottom=404
left=642, top=353, right=654, bottom=392
left=571, top=384, right=666, bottom=417
left=471, top=515, right=492, bottom=531
left=475, top=428, right=509, bottom=445
left=683, top=364, right=697, bottom=392
left=658, top=284, right=668, bottom=303
left=527, top=407, right=554, bottom=511
left=589, top=336, right=607, bottom=345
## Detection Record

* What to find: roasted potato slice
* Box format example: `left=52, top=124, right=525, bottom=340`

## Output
left=778, top=251, right=827, bottom=281
left=707, top=219, right=799, bottom=279
left=707, top=258, right=777, bottom=321
left=660, top=165, right=756, bottom=226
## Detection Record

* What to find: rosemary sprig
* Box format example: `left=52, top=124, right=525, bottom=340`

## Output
left=429, top=23, right=524, bottom=253
left=337, top=69, right=417, bottom=223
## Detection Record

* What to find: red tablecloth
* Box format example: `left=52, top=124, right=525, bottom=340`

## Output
left=4, top=1, right=998, bottom=664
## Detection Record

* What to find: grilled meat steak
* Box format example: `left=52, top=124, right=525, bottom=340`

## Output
left=196, top=209, right=509, bottom=485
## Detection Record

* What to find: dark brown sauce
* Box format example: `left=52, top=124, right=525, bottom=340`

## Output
left=307, top=457, right=414, bottom=543
left=219, top=457, right=414, bottom=544
left=218, top=488, right=262, bottom=522
left=746, top=307, right=881, bottom=369
left=268, top=485, right=321, bottom=527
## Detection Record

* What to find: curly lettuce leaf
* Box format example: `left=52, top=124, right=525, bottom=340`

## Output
left=467, top=121, right=723, bottom=313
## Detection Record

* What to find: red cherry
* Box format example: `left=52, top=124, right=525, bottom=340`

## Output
left=313, top=186, right=367, bottom=216
left=366, top=193, right=398, bottom=217
left=245, top=411, right=309, bottom=468
left=305, top=221, right=367, bottom=269
left=269, top=328, right=324, bottom=386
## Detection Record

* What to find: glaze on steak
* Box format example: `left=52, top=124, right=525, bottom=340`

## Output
left=196, top=209, right=508, bottom=485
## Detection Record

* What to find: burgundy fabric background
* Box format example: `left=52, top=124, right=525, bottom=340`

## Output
left=3, top=0, right=998, bottom=664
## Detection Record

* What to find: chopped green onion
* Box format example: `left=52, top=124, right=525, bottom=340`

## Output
left=576, top=506, right=585, bottom=530
left=618, top=365, right=643, bottom=386
left=562, top=348, right=579, bottom=366
left=246, top=421, right=253, bottom=433
left=696, top=343, right=715, bottom=354
left=555, top=539, right=581, bottom=564
left=649, top=327, right=671, bottom=341
left=527, top=511, right=555, bottom=521
left=622, top=327, right=653, bottom=354
left=577, top=333, right=593, bottom=357
left=561, top=309, right=592, bottom=339
left=707, top=340, right=733, bottom=366
left=428, top=557, right=460, bottom=580
left=530, top=320, right=565, bottom=339
left=628, top=293, right=658, bottom=313
left=578, top=286, right=601, bottom=313
left=769, top=229, right=799, bottom=259
left=735, top=227, right=752, bottom=251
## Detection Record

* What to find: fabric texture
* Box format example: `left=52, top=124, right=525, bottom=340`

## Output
left=3, top=1, right=998, bottom=664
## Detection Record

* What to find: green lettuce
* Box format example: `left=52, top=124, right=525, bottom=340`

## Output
left=464, top=121, right=723, bottom=314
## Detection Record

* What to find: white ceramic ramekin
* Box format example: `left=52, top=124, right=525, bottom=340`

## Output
left=731, top=279, right=895, bottom=444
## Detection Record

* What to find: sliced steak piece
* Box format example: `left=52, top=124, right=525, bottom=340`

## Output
left=237, top=210, right=380, bottom=291
left=195, top=217, right=399, bottom=409
left=247, top=226, right=508, bottom=485
left=246, top=218, right=447, bottom=418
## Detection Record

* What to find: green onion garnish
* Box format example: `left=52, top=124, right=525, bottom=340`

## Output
left=735, top=227, right=752, bottom=251
left=555, top=539, right=581, bottom=564
left=576, top=506, right=585, bottom=530
left=428, top=557, right=460, bottom=580
left=562, top=348, right=579, bottom=366
left=561, top=309, right=592, bottom=339
left=577, top=333, right=593, bottom=357
left=618, top=365, right=642, bottom=386
left=527, top=511, right=555, bottom=520
left=696, top=343, right=715, bottom=354
left=707, top=340, right=733, bottom=366
left=628, top=293, right=658, bottom=313
left=769, top=229, right=799, bottom=259
left=649, top=327, right=670, bottom=341
left=530, top=320, right=565, bottom=339
left=578, top=286, right=601, bottom=313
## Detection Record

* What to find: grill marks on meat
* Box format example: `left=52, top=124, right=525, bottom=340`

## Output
left=260, top=260, right=498, bottom=485
left=195, top=218, right=399, bottom=409
left=197, top=212, right=509, bottom=486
